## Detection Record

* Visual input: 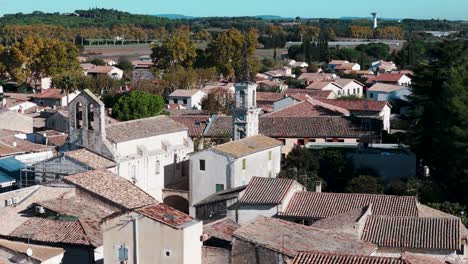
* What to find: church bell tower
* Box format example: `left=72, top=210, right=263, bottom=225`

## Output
left=232, top=82, right=260, bottom=141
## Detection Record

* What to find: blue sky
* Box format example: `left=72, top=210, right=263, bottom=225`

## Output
left=0, top=0, right=466, bottom=20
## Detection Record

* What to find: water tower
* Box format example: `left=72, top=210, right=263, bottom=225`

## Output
left=371, top=12, right=378, bottom=29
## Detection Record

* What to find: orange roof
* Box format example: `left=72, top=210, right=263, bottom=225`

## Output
left=33, top=89, right=65, bottom=99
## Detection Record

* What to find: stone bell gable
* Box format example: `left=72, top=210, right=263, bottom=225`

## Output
left=68, top=89, right=115, bottom=159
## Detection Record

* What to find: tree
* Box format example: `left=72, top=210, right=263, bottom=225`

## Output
left=208, top=28, right=258, bottom=80
left=279, top=146, right=320, bottom=190
left=112, top=90, right=165, bottom=121
left=200, top=87, right=233, bottom=115
left=318, top=149, right=350, bottom=191
left=349, top=26, right=372, bottom=39
left=407, top=40, right=468, bottom=206
left=0, top=36, right=80, bottom=88
left=346, top=175, right=384, bottom=194
left=89, top=58, right=106, bottom=66
left=116, top=59, right=134, bottom=72
left=151, top=26, right=196, bottom=70
left=52, top=72, right=79, bottom=104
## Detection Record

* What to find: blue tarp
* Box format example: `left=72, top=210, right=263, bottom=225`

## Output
left=0, top=171, right=15, bottom=184
left=0, top=157, right=27, bottom=172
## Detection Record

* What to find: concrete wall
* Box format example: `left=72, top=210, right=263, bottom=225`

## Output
left=102, top=211, right=202, bottom=264
left=189, top=151, right=231, bottom=208
left=169, top=92, right=207, bottom=110
left=230, top=146, right=281, bottom=187
left=342, top=82, right=364, bottom=97
left=46, top=113, right=69, bottom=132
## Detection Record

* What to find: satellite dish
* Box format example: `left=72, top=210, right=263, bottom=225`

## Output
left=26, top=248, right=33, bottom=257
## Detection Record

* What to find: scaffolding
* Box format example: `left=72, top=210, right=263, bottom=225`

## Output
left=20, top=155, right=92, bottom=188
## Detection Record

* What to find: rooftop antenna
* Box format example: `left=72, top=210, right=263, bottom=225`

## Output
left=371, top=12, right=378, bottom=30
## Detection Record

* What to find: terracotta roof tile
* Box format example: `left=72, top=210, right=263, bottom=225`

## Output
left=306, top=81, right=338, bottom=90
left=64, top=170, right=156, bottom=210
left=298, top=73, right=335, bottom=82
left=256, top=92, right=285, bottom=103
left=135, top=203, right=197, bottom=229
left=285, top=89, right=334, bottom=98
left=32, top=89, right=65, bottom=99
left=239, top=177, right=295, bottom=205
left=265, top=99, right=346, bottom=117
left=233, top=216, right=377, bottom=257
left=362, top=216, right=461, bottom=250
left=86, top=66, right=113, bottom=74
left=203, top=217, right=240, bottom=242
left=334, top=78, right=363, bottom=87
left=212, top=135, right=282, bottom=158
left=317, top=99, right=388, bottom=112
left=366, top=73, right=408, bottom=84
left=64, top=148, right=116, bottom=169
left=281, top=192, right=418, bottom=219
left=9, top=217, right=94, bottom=246
left=259, top=116, right=382, bottom=138
left=335, top=63, right=359, bottom=70
left=170, top=115, right=209, bottom=137
left=106, top=115, right=187, bottom=143
left=292, top=252, right=406, bottom=264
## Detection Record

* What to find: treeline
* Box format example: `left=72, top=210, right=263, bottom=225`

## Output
left=0, top=9, right=466, bottom=46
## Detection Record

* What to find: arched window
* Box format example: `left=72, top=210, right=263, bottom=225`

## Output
left=88, top=104, right=95, bottom=130
left=75, top=103, right=83, bottom=129
left=240, top=90, right=246, bottom=108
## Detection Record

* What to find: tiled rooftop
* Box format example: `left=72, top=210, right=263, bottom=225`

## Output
left=317, top=99, right=388, bottom=112
left=135, top=203, right=197, bottom=229
left=264, top=100, right=342, bottom=117
left=292, top=252, right=406, bottom=264
left=193, top=185, right=246, bottom=207
left=259, top=116, right=382, bottom=138
left=239, top=177, right=296, bottom=205
left=366, top=73, right=408, bottom=83
left=32, top=89, right=65, bottom=99
left=281, top=192, right=418, bottom=219
left=105, top=115, right=187, bottom=143
left=203, top=217, right=240, bottom=242
left=362, top=216, right=461, bottom=250
left=0, top=238, right=64, bottom=262
left=233, top=216, right=377, bottom=257
left=170, top=115, right=209, bottom=137
left=64, top=148, right=116, bottom=169
left=212, top=135, right=282, bottom=158
left=9, top=217, right=95, bottom=246
left=64, top=170, right=157, bottom=210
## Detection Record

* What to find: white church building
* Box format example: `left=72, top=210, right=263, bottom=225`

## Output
left=68, top=90, right=194, bottom=201
left=189, top=82, right=282, bottom=216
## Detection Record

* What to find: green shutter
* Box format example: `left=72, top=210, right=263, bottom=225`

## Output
left=242, top=159, right=246, bottom=170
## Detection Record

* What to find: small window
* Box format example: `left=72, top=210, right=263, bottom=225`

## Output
left=338, top=91, right=341, bottom=95
left=353, top=88, right=356, bottom=94
left=370, top=93, right=374, bottom=98
left=309, top=138, right=316, bottom=142
left=242, top=159, right=246, bottom=170
left=183, top=99, right=187, bottom=104
left=268, top=151, right=272, bottom=161
left=174, top=99, right=178, bottom=104
left=338, top=139, right=345, bottom=142
left=118, top=245, right=128, bottom=261
left=199, top=160, right=205, bottom=171
left=357, top=88, right=360, bottom=94
left=164, top=250, right=172, bottom=257
left=216, top=184, right=224, bottom=192
left=326, top=139, right=333, bottom=142
left=155, top=160, right=160, bottom=174
left=297, top=139, right=305, bottom=145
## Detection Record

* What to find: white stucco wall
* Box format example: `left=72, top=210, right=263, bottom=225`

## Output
left=397, top=75, right=412, bottom=86
left=168, top=91, right=206, bottom=110
left=342, top=82, right=364, bottom=97
left=102, top=212, right=202, bottom=264
left=113, top=131, right=193, bottom=201
left=189, top=145, right=282, bottom=215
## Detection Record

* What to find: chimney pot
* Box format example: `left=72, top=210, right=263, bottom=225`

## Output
left=315, top=180, right=322, bottom=193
